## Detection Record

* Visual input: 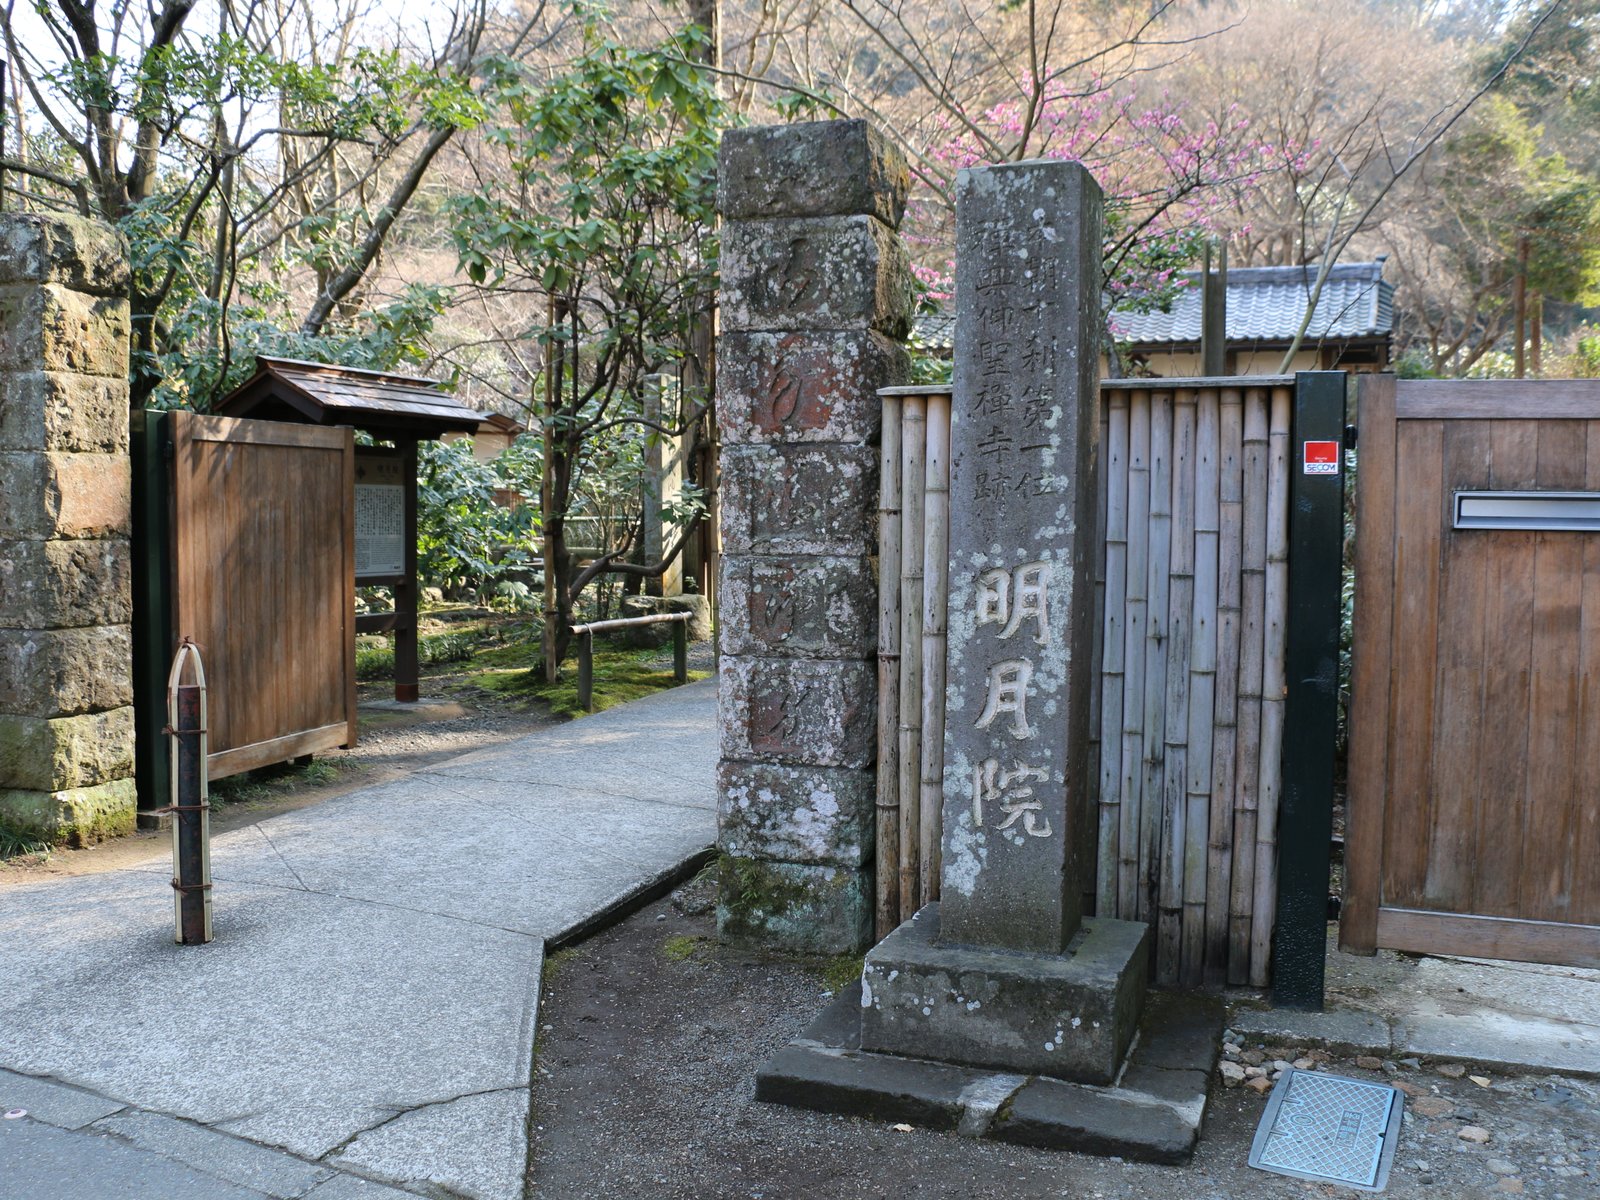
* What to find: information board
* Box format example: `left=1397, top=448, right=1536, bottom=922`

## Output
left=355, top=455, right=406, bottom=578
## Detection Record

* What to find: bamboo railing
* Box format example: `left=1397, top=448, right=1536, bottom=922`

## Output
left=877, top=378, right=1291, bottom=987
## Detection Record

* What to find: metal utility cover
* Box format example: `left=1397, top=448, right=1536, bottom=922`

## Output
left=1248, top=1069, right=1402, bottom=1192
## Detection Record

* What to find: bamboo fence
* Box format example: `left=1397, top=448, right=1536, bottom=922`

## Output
left=876, top=387, right=950, bottom=933
left=878, top=378, right=1293, bottom=987
left=1097, top=378, right=1294, bottom=986
left=876, top=395, right=903, bottom=939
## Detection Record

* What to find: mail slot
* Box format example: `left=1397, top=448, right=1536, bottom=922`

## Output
left=1453, top=490, right=1600, bottom=531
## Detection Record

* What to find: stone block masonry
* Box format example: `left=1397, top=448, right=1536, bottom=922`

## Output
left=715, top=119, right=913, bottom=953
left=0, top=214, right=135, bottom=845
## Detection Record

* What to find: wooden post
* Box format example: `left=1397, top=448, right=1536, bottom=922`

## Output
left=1201, top=243, right=1228, bottom=378
left=1514, top=235, right=1529, bottom=379
left=577, top=629, right=594, bottom=712
left=898, top=395, right=927, bottom=917
left=1532, top=292, right=1543, bottom=376
left=132, top=410, right=175, bottom=824
left=673, top=619, right=688, bottom=684
left=395, top=438, right=420, bottom=702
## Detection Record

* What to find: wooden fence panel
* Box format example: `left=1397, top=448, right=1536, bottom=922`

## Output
left=170, top=412, right=357, bottom=779
left=1344, top=379, right=1600, bottom=969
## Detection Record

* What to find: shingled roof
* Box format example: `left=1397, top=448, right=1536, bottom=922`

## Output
left=911, top=260, right=1394, bottom=352
left=216, top=356, right=484, bottom=438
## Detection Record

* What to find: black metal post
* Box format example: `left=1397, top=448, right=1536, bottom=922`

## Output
left=1271, top=371, right=1347, bottom=1008
left=132, top=410, right=174, bottom=826
left=578, top=630, right=594, bottom=712
left=672, top=618, right=688, bottom=684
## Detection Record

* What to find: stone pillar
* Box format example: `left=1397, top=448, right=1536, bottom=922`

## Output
left=0, top=215, right=135, bottom=845
left=641, top=373, right=685, bottom=597
left=938, top=161, right=1104, bottom=955
left=714, top=119, right=915, bottom=952
left=857, top=161, right=1148, bottom=1085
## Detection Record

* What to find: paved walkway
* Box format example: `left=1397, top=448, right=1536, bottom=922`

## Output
left=1232, top=934, right=1600, bottom=1079
left=0, top=680, right=719, bottom=1200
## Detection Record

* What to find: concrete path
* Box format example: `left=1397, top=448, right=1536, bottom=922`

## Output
left=1232, top=934, right=1600, bottom=1080
left=0, top=680, right=718, bottom=1200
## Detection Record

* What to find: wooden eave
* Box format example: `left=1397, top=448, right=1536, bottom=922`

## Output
left=215, top=356, right=484, bottom=440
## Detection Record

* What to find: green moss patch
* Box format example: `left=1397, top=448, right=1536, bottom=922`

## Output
left=479, top=645, right=709, bottom=718
left=661, top=934, right=704, bottom=962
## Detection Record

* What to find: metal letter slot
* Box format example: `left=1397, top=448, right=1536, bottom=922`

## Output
left=1453, top=491, right=1600, bottom=531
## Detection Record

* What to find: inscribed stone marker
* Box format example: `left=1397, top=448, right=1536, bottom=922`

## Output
left=939, top=160, right=1104, bottom=956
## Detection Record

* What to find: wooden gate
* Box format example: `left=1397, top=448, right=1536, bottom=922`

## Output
left=1343, top=377, right=1600, bottom=968
left=169, top=411, right=357, bottom=779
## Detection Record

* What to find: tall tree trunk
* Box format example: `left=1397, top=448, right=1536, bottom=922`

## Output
left=684, top=0, right=721, bottom=618
left=541, top=296, right=569, bottom=682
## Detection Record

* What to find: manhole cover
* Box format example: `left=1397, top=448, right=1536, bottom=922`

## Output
left=1248, top=1068, right=1402, bottom=1192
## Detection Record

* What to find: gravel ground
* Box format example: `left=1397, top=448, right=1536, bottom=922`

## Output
left=529, top=874, right=1600, bottom=1200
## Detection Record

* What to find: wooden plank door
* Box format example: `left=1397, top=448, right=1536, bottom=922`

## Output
left=170, top=412, right=357, bottom=779
left=1343, top=378, right=1600, bottom=968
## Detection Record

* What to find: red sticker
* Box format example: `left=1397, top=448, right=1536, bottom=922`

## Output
left=1303, top=440, right=1340, bottom=475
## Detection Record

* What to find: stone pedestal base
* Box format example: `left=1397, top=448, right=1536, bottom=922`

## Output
left=859, top=904, right=1149, bottom=1085
left=757, top=985, right=1221, bottom=1163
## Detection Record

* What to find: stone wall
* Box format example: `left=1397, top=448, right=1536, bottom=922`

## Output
left=0, top=215, right=135, bottom=844
left=714, top=120, right=914, bottom=952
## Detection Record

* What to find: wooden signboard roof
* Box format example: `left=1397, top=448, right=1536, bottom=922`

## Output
left=215, top=356, right=484, bottom=438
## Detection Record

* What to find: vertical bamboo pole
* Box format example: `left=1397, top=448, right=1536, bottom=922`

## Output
left=1087, top=389, right=1110, bottom=918
left=1251, top=386, right=1293, bottom=987
left=1207, top=387, right=1245, bottom=985
left=898, top=396, right=927, bottom=918
left=1158, top=389, right=1196, bottom=984
left=1118, top=390, right=1151, bottom=917
left=1230, top=386, right=1270, bottom=985
left=919, top=392, right=950, bottom=904
left=876, top=394, right=904, bottom=939
left=1140, top=390, right=1174, bottom=924
left=1184, top=385, right=1221, bottom=987
left=1098, top=390, right=1131, bottom=914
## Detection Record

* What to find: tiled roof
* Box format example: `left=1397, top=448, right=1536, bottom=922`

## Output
left=911, top=261, right=1393, bottom=351
left=1114, top=261, right=1393, bottom=346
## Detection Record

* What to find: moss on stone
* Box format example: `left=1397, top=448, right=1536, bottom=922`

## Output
left=818, top=952, right=865, bottom=993
left=0, top=776, right=136, bottom=846
left=715, top=854, right=871, bottom=954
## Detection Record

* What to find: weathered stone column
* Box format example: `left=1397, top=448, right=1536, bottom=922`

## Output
left=0, top=215, right=135, bottom=844
left=858, top=161, right=1148, bottom=1084
left=938, top=161, right=1104, bottom=954
left=715, top=119, right=915, bottom=952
